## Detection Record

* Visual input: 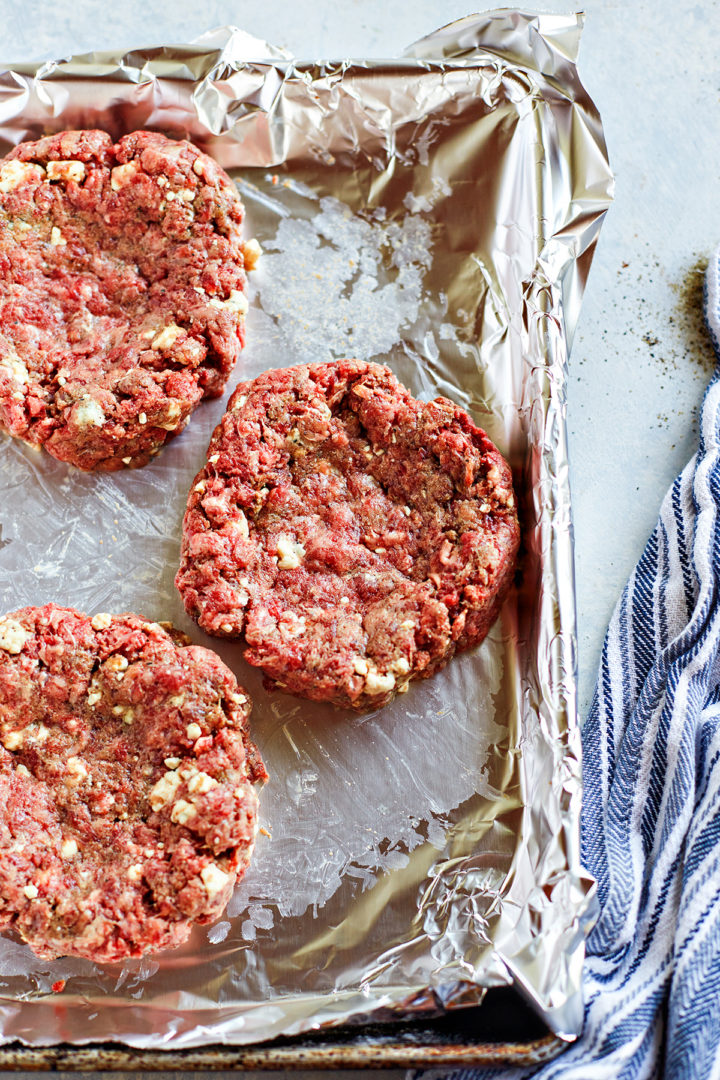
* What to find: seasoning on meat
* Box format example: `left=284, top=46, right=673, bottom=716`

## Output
left=0, top=130, right=257, bottom=470
left=176, top=360, right=520, bottom=710
left=0, top=605, right=267, bottom=962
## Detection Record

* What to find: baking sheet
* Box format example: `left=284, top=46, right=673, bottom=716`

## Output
left=0, top=10, right=613, bottom=1047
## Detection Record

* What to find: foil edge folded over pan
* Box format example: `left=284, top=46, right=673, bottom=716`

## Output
left=0, top=10, right=613, bottom=1046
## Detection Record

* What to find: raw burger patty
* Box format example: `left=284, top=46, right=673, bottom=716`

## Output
left=176, top=360, right=520, bottom=710
left=0, top=129, right=258, bottom=470
left=0, top=605, right=266, bottom=963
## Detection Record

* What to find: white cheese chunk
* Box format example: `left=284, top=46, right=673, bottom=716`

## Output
left=73, top=396, right=105, bottom=428
left=151, top=323, right=183, bottom=350
left=0, top=617, right=29, bottom=654
left=170, top=799, right=197, bottom=825
left=0, top=354, right=29, bottom=385
left=0, top=161, right=43, bottom=192
left=187, top=771, right=217, bottom=796
left=105, top=654, right=128, bottom=673
left=60, top=838, right=78, bottom=859
left=200, top=863, right=232, bottom=899
left=232, top=511, right=250, bottom=540
left=209, top=289, right=248, bottom=316
left=364, top=670, right=396, bottom=695
left=242, top=238, right=262, bottom=271
left=110, top=161, right=139, bottom=191
left=64, top=756, right=88, bottom=787
left=276, top=536, right=306, bottom=570
left=149, top=770, right=181, bottom=811
left=46, top=160, right=86, bottom=183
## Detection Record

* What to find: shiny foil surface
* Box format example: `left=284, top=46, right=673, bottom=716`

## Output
left=0, top=11, right=613, bottom=1048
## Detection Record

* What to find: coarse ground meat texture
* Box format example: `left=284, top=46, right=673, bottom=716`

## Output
left=0, top=129, right=260, bottom=470
left=176, top=360, right=520, bottom=711
left=0, top=605, right=267, bottom=963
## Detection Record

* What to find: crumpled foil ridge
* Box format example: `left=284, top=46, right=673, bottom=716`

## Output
left=0, top=10, right=612, bottom=1047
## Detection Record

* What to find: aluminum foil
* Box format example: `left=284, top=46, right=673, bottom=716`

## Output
left=0, top=10, right=613, bottom=1047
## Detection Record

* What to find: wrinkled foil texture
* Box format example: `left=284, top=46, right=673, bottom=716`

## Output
left=0, top=11, right=613, bottom=1047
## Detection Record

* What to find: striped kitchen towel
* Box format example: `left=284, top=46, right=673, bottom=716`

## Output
left=437, top=252, right=720, bottom=1080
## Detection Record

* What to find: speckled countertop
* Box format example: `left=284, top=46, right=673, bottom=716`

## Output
left=0, top=0, right=718, bottom=1073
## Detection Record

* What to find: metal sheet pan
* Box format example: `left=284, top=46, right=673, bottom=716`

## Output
left=0, top=988, right=562, bottom=1070
left=0, top=9, right=613, bottom=1052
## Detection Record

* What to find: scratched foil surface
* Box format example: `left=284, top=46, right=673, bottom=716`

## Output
left=0, top=11, right=612, bottom=1047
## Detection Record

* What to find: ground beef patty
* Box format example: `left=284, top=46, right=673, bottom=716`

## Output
left=176, top=361, right=520, bottom=710
left=0, top=129, right=259, bottom=470
left=0, top=604, right=266, bottom=962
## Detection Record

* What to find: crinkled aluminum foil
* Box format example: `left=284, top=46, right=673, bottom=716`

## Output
left=0, top=10, right=613, bottom=1047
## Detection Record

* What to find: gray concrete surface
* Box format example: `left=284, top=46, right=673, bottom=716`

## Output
left=0, top=0, right=718, bottom=1073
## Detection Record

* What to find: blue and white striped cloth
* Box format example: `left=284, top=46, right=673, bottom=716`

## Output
left=448, top=253, right=720, bottom=1080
